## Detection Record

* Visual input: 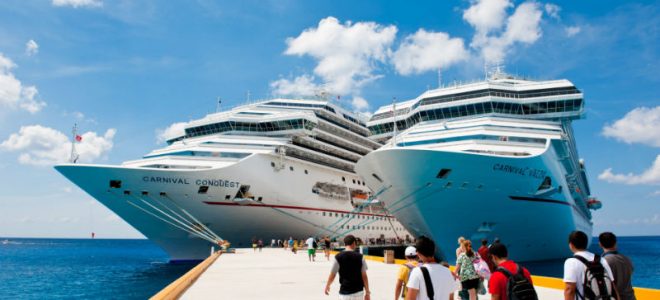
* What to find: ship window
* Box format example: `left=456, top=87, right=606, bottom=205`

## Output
left=225, top=195, right=231, bottom=200
left=123, top=190, right=131, bottom=195
left=160, top=192, right=167, bottom=196
left=258, top=197, right=263, bottom=202
left=342, top=177, right=346, bottom=182
left=357, top=180, right=361, bottom=185
left=271, top=162, right=275, bottom=167
left=352, top=179, right=356, bottom=184
left=198, top=186, right=209, bottom=194
left=289, top=166, right=294, bottom=171
left=141, top=191, right=148, bottom=196
left=461, top=182, right=468, bottom=189
left=444, top=182, right=452, bottom=188
left=437, top=168, right=451, bottom=179
left=322, top=212, right=326, bottom=216
left=109, top=180, right=122, bottom=189
left=304, top=169, right=308, bottom=174
left=362, top=182, right=366, bottom=186
left=538, top=177, right=552, bottom=190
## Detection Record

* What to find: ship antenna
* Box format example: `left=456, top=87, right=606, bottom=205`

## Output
left=216, top=97, right=222, bottom=112
left=69, top=123, right=79, bottom=163
left=246, top=90, right=251, bottom=103
left=392, top=97, right=397, bottom=147
left=437, top=67, right=442, bottom=88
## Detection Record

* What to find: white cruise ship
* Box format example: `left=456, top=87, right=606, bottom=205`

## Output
left=356, top=72, right=599, bottom=262
left=56, top=99, right=410, bottom=261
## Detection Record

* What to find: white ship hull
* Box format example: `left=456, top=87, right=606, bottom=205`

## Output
left=356, top=146, right=593, bottom=262
left=56, top=153, right=409, bottom=261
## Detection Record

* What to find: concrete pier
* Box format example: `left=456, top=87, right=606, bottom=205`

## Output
left=178, top=248, right=563, bottom=299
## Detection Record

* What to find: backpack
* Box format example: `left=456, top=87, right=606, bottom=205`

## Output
left=401, top=263, right=416, bottom=298
left=312, top=240, right=318, bottom=249
left=573, top=255, right=616, bottom=300
left=496, top=264, right=538, bottom=300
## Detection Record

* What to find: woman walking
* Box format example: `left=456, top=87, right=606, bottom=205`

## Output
left=455, top=240, right=480, bottom=300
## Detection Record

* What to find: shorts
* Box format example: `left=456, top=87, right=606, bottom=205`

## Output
left=308, top=249, right=316, bottom=255
left=339, top=291, right=364, bottom=300
left=461, top=278, right=480, bottom=290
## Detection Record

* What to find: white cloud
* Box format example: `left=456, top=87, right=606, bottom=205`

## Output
left=25, top=40, right=39, bottom=56
left=156, top=122, right=188, bottom=144
left=0, top=125, right=116, bottom=166
left=52, top=0, right=102, bottom=8
left=0, top=53, right=46, bottom=114
left=465, top=1, right=543, bottom=63
left=351, top=96, right=369, bottom=112
left=565, top=26, right=581, bottom=37
left=280, top=17, right=397, bottom=96
left=544, top=3, right=561, bottom=19
left=463, top=0, right=512, bottom=35
left=392, top=29, right=469, bottom=75
left=270, top=74, right=320, bottom=97
left=602, top=106, right=660, bottom=147
left=598, top=155, right=660, bottom=185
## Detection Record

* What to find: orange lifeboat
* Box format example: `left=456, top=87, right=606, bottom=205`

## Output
left=586, top=197, right=602, bottom=210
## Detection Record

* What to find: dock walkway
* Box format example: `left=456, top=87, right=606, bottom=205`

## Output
left=181, top=248, right=562, bottom=299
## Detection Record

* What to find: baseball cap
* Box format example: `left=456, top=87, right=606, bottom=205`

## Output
left=405, top=246, right=417, bottom=257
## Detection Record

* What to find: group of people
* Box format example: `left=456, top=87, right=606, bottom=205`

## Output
left=324, top=231, right=636, bottom=300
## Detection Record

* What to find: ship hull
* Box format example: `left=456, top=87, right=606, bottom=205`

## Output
left=56, top=153, right=407, bottom=261
left=355, top=147, right=592, bottom=262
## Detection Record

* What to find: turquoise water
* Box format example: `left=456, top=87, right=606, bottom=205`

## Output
left=0, top=238, right=195, bottom=299
left=0, top=236, right=657, bottom=299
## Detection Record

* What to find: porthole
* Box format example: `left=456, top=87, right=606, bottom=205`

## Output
left=304, top=169, right=308, bottom=174
left=289, top=166, right=294, bottom=171
left=342, top=177, right=346, bottom=182
left=352, top=179, right=356, bottom=184
left=270, top=162, right=275, bottom=167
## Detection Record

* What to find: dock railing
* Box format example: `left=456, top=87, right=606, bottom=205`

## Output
left=150, top=250, right=222, bottom=300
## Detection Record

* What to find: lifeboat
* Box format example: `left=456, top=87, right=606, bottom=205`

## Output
left=586, top=197, right=602, bottom=210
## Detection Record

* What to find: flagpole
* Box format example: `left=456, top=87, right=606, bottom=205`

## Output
left=392, top=98, right=397, bottom=147
left=70, top=124, right=78, bottom=163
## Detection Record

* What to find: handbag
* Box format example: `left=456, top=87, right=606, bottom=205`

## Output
left=472, top=255, right=491, bottom=279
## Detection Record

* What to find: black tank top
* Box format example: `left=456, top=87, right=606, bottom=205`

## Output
left=335, top=251, right=364, bottom=295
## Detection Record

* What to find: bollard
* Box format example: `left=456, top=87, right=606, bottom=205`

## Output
left=211, top=246, right=215, bottom=256
left=384, top=250, right=395, bottom=264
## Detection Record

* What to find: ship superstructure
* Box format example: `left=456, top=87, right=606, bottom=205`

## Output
left=56, top=98, right=410, bottom=261
left=356, top=73, right=598, bottom=261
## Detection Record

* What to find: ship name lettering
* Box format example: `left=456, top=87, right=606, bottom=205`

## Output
left=492, top=164, right=546, bottom=179
left=195, top=179, right=240, bottom=188
left=142, top=176, right=190, bottom=184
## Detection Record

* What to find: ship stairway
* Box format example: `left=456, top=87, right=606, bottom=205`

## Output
left=114, top=190, right=225, bottom=246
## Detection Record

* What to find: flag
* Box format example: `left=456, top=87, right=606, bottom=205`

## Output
left=75, top=134, right=82, bottom=142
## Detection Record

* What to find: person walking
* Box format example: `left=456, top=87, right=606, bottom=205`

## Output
left=324, top=234, right=371, bottom=300
left=487, top=243, right=537, bottom=300
left=395, top=246, right=420, bottom=299
left=478, top=239, right=494, bottom=272
left=257, top=239, right=264, bottom=252
left=599, top=232, right=636, bottom=300
left=456, top=237, right=466, bottom=259
left=405, top=236, right=458, bottom=300
left=455, top=240, right=480, bottom=300
left=251, top=237, right=257, bottom=252
left=306, top=235, right=317, bottom=262
left=324, top=236, right=332, bottom=261
left=563, top=230, right=617, bottom=300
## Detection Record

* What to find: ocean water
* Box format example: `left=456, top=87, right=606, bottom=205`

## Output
left=0, top=238, right=196, bottom=300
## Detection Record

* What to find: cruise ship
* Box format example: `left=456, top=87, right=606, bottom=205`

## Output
left=355, top=72, right=599, bottom=262
left=56, top=99, right=410, bottom=261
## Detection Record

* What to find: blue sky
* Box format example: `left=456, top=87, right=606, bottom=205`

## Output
left=0, top=0, right=658, bottom=238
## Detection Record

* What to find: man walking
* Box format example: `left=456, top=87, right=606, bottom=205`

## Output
left=395, top=246, right=419, bottom=299
left=478, top=239, right=494, bottom=272
left=406, top=236, right=458, bottom=300
left=488, top=243, right=536, bottom=300
left=563, top=230, right=617, bottom=300
left=325, top=235, right=371, bottom=299
left=599, top=232, right=636, bottom=300
left=306, top=235, right=317, bottom=262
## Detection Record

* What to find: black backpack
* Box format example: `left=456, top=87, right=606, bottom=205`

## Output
left=496, top=264, right=538, bottom=300
left=573, top=255, right=616, bottom=300
left=312, top=240, right=318, bottom=249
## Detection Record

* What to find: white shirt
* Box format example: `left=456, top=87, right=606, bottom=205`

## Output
left=305, top=237, right=315, bottom=248
left=563, top=251, right=615, bottom=297
left=407, top=263, right=459, bottom=300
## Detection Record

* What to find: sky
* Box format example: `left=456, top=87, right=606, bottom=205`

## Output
left=0, top=0, right=658, bottom=238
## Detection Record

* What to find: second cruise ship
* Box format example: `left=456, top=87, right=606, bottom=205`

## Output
left=356, top=71, right=600, bottom=262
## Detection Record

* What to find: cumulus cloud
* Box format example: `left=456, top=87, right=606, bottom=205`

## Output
left=565, top=26, right=581, bottom=37
left=25, top=40, right=39, bottom=56
left=464, top=1, right=543, bottom=63
left=156, top=122, right=188, bottom=144
left=270, top=74, right=320, bottom=97
left=0, top=53, right=46, bottom=113
left=544, top=3, right=561, bottom=19
left=598, top=155, right=660, bottom=185
left=277, top=16, right=397, bottom=109
left=0, top=125, right=116, bottom=166
left=52, top=0, right=102, bottom=8
left=392, top=29, right=469, bottom=75
left=602, top=106, right=660, bottom=147
left=351, top=96, right=369, bottom=112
